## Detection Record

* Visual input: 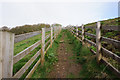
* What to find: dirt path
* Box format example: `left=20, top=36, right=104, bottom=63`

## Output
left=47, top=32, right=82, bottom=78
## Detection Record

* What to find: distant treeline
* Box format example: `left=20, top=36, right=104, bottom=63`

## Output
left=9, top=23, right=61, bottom=35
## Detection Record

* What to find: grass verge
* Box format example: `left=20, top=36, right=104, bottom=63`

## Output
left=31, top=30, right=63, bottom=78
left=65, top=29, right=118, bottom=79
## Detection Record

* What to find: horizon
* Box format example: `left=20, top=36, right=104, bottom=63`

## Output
left=0, top=0, right=119, bottom=28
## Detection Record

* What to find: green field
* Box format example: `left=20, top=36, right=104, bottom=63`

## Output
left=13, top=31, right=50, bottom=78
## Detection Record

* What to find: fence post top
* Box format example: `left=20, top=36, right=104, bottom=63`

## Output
left=0, top=26, right=15, bottom=34
left=0, top=26, right=9, bottom=31
left=82, top=24, right=84, bottom=26
left=42, top=28, right=45, bottom=30
left=97, top=21, right=101, bottom=28
left=82, top=24, right=84, bottom=28
left=97, top=21, right=100, bottom=24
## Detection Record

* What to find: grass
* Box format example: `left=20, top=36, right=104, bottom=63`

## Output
left=65, top=29, right=118, bottom=79
left=14, top=34, right=41, bottom=55
left=82, top=17, right=120, bottom=56
left=85, top=17, right=119, bottom=26
left=13, top=31, right=50, bottom=78
left=13, top=29, right=119, bottom=78
left=67, top=73, right=75, bottom=78
left=14, top=31, right=50, bottom=55
left=31, top=30, right=63, bottom=78
left=77, top=17, right=120, bottom=70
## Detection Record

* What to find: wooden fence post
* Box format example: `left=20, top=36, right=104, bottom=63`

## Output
left=70, top=26, right=72, bottom=32
left=76, top=26, right=78, bottom=36
left=82, top=24, right=85, bottom=45
left=50, top=26, right=53, bottom=47
left=61, top=26, right=62, bottom=32
left=96, top=22, right=102, bottom=62
left=0, top=29, right=14, bottom=79
left=54, top=26, right=56, bottom=39
left=41, top=28, right=45, bottom=66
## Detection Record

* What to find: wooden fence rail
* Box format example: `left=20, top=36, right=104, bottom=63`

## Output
left=78, top=25, right=120, bottom=31
left=0, top=26, right=62, bottom=79
left=13, top=39, right=41, bottom=64
left=15, top=31, right=41, bottom=43
left=78, top=31, right=120, bottom=50
left=67, top=22, right=120, bottom=77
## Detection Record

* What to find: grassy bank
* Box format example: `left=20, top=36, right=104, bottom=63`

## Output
left=65, top=29, right=117, bottom=79
left=77, top=17, right=120, bottom=72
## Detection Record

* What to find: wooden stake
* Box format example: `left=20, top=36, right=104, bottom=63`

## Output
left=50, top=26, right=53, bottom=47
left=76, top=26, right=78, bottom=36
left=0, top=30, right=14, bottom=79
left=96, top=22, right=102, bottom=62
left=82, top=24, right=85, bottom=45
left=41, top=28, right=45, bottom=66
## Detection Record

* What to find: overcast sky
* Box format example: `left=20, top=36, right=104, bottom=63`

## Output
left=0, top=0, right=119, bottom=28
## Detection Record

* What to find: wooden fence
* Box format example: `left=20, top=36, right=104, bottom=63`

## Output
left=67, top=22, right=120, bottom=77
left=0, top=26, right=61, bottom=79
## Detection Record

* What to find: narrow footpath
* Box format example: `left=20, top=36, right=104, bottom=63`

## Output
left=47, top=31, right=82, bottom=78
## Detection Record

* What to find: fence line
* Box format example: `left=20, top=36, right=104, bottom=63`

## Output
left=67, top=22, right=120, bottom=77
left=0, top=26, right=62, bottom=79
left=78, top=25, right=120, bottom=31
left=79, top=31, right=120, bottom=50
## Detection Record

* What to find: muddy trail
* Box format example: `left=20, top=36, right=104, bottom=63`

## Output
left=47, top=32, right=82, bottom=78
